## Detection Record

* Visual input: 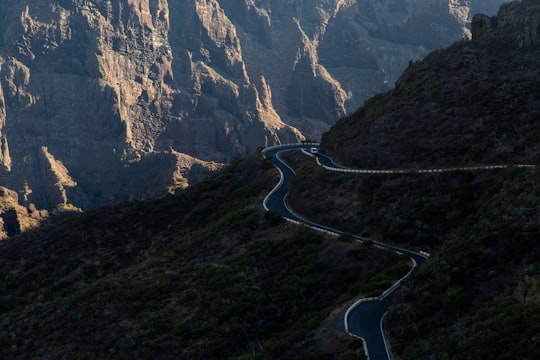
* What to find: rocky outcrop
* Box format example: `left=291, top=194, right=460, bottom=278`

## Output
left=487, top=0, right=540, bottom=49
left=0, top=0, right=507, bottom=233
left=471, top=14, right=494, bottom=40
left=0, top=187, right=48, bottom=239
left=473, top=0, right=540, bottom=47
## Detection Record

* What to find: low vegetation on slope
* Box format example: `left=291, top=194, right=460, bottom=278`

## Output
left=387, top=166, right=540, bottom=359
left=321, top=1, right=540, bottom=169
left=0, top=155, right=410, bottom=359
left=287, top=152, right=539, bottom=359
left=311, top=3, right=540, bottom=357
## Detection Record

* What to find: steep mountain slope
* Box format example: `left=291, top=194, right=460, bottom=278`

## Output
left=287, top=154, right=540, bottom=359
left=306, top=1, right=539, bottom=358
left=0, top=2, right=537, bottom=359
left=0, top=0, right=507, bottom=235
left=321, top=0, right=539, bottom=169
left=0, top=154, right=409, bottom=359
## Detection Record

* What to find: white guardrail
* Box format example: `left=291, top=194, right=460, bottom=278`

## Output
left=319, top=163, right=535, bottom=174
left=262, top=142, right=319, bottom=154
left=263, top=143, right=535, bottom=360
left=342, top=256, right=419, bottom=360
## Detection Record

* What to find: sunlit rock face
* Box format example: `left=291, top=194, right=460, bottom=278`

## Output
left=0, top=0, right=506, bottom=222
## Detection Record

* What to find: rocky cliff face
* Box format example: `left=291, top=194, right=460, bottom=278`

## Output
left=474, top=0, right=540, bottom=49
left=0, top=0, right=507, bottom=233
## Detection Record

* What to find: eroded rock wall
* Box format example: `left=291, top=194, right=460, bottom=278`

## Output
left=0, top=0, right=508, bottom=233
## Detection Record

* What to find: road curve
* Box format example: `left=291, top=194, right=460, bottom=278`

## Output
left=263, top=143, right=536, bottom=359
left=262, top=143, right=428, bottom=360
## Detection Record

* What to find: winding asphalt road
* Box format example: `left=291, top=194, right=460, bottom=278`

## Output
left=263, top=143, right=535, bottom=359
left=262, top=144, right=429, bottom=360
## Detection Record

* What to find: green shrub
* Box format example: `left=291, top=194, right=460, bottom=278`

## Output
left=264, top=211, right=284, bottom=226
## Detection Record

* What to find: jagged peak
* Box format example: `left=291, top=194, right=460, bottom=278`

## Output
left=472, top=0, right=540, bottom=49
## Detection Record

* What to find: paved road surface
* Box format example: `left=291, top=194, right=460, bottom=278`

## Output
left=263, top=143, right=535, bottom=359
left=262, top=144, right=428, bottom=360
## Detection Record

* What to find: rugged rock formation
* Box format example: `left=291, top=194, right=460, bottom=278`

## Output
left=489, top=0, right=540, bottom=49
left=471, top=14, right=494, bottom=40
left=0, top=0, right=508, bottom=233
left=0, top=187, right=48, bottom=239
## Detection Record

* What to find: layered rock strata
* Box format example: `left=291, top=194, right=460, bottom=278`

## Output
left=0, top=0, right=507, bottom=234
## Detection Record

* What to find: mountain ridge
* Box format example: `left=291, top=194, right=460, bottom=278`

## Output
left=321, top=0, right=540, bottom=169
left=0, top=1, right=507, bottom=237
left=0, top=1, right=538, bottom=358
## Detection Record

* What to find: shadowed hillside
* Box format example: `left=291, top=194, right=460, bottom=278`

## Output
left=1, top=1, right=538, bottom=359
left=0, top=154, right=409, bottom=359
left=321, top=1, right=540, bottom=169
left=306, top=1, right=540, bottom=358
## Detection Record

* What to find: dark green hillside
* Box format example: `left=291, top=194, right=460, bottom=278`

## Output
left=1, top=1, right=539, bottom=359
left=387, top=168, right=540, bottom=359
left=321, top=0, right=540, bottom=169
left=287, top=153, right=539, bottom=358
left=0, top=155, right=407, bottom=359
left=309, top=1, right=540, bottom=358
